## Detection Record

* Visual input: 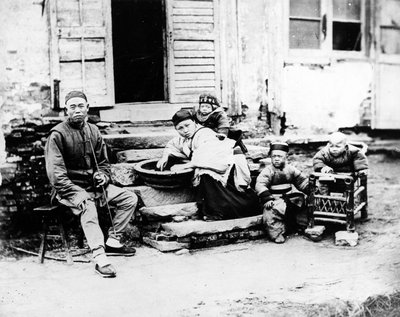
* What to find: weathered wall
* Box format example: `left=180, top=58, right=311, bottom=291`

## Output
left=236, top=0, right=374, bottom=133
left=0, top=0, right=51, bottom=126
left=282, top=61, right=373, bottom=133
left=237, top=0, right=269, bottom=115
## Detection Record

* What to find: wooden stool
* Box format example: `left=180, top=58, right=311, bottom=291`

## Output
left=34, top=204, right=74, bottom=264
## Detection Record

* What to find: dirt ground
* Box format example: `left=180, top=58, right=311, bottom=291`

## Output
left=1, top=153, right=399, bottom=317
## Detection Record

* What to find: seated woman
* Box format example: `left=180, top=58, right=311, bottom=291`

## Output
left=157, top=109, right=261, bottom=221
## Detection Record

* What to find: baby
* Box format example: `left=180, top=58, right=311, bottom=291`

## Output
left=193, top=93, right=230, bottom=139
left=313, top=132, right=368, bottom=194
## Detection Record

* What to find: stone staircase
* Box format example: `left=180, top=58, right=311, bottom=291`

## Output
left=102, top=129, right=270, bottom=252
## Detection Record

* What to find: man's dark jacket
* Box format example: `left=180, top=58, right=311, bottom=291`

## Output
left=45, top=119, right=111, bottom=207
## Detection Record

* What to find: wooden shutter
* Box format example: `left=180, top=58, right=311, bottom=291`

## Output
left=167, top=0, right=221, bottom=103
left=49, top=0, right=114, bottom=107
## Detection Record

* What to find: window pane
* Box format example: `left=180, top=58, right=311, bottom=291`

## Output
left=333, top=22, right=361, bottom=51
left=333, top=0, right=361, bottom=20
left=380, top=0, right=400, bottom=26
left=289, top=20, right=320, bottom=49
left=290, top=0, right=320, bottom=18
left=381, top=28, right=400, bottom=54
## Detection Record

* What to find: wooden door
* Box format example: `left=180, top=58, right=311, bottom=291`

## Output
left=167, top=0, right=221, bottom=104
left=49, top=0, right=114, bottom=108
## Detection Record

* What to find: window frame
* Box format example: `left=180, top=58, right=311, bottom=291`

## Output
left=285, top=0, right=368, bottom=62
left=376, top=0, right=400, bottom=64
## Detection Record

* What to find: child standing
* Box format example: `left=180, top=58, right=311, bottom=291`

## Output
left=255, top=142, right=309, bottom=243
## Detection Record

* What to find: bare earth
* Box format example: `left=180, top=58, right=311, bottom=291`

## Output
left=1, top=154, right=399, bottom=317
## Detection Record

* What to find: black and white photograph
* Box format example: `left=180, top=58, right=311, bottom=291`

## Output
left=1, top=0, right=400, bottom=316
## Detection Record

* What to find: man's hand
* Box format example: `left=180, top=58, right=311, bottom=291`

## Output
left=264, top=200, right=274, bottom=209
left=78, top=199, right=87, bottom=212
left=321, top=166, right=334, bottom=174
left=157, top=156, right=169, bottom=171
left=357, top=169, right=369, bottom=176
left=93, top=172, right=107, bottom=188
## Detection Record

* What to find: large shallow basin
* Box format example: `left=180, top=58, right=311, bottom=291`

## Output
left=134, top=159, right=194, bottom=189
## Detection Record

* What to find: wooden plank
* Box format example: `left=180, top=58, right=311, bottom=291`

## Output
left=175, top=72, right=215, bottom=80
left=174, top=57, right=215, bottom=66
left=140, top=202, right=198, bottom=219
left=58, top=26, right=106, bottom=38
left=85, top=61, right=107, bottom=92
left=175, top=80, right=215, bottom=88
left=173, top=8, right=213, bottom=16
left=116, top=148, right=165, bottom=163
left=173, top=23, right=214, bottom=32
left=175, top=65, right=215, bottom=73
left=174, top=50, right=215, bottom=58
left=173, top=15, right=214, bottom=23
left=173, top=1, right=213, bottom=9
left=126, top=186, right=195, bottom=207
left=143, top=237, right=189, bottom=252
left=174, top=87, right=215, bottom=95
left=174, top=40, right=214, bottom=51
left=173, top=94, right=202, bottom=103
left=161, top=215, right=263, bottom=237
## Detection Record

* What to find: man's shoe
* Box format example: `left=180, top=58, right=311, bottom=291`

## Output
left=274, top=235, right=286, bottom=244
left=105, top=244, right=136, bottom=256
left=95, top=264, right=117, bottom=278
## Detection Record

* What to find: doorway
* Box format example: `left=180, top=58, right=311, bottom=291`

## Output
left=112, top=0, right=166, bottom=103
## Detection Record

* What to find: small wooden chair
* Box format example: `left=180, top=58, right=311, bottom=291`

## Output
left=307, top=172, right=368, bottom=232
left=34, top=204, right=75, bottom=264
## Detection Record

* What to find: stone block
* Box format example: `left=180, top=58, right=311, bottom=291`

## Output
left=143, top=237, right=189, bottom=252
left=161, top=215, right=263, bottom=238
left=246, top=145, right=270, bottom=161
left=110, top=163, right=139, bottom=186
left=126, top=186, right=195, bottom=207
left=116, top=148, right=164, bottom=163
left=335, top=231, right=359, bottom=247
left=103, top=133, right=174, bottom=151
left=304, top=225, right=325, bottom=242
left=140, top=202, right=198, bottom=220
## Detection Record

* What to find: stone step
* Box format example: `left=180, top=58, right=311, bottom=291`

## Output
left=161, top=215, right=263, bottom=238
left=116, top=148, right=165, bottom=163
left=103, top=132, right=175, bottom=151
left=140, top=202, right=198, bottom=220
left=126, top=185, right=195, bottom=207
left=143, top=227, right=265, bottom=252
left=143, top=237, right=189, bottom=252
left=110, top=163, right=139, bottom=186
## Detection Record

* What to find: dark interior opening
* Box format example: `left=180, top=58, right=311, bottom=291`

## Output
left=112, top=0, right=165, bottom=103
left=333, top=22, right=361, bottom=51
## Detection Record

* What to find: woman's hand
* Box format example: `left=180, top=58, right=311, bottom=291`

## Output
left=157, top=156, right=169, bottom=171
left=170, top=162, right=194, bottom=172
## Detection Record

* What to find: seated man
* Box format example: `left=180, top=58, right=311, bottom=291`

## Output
left=313, top=132, right=368, bottom=195
left=45, top=91, right=138, bottom=278
left=157, top=109, right=260, bottom=221
left=255, top=142, right=309, bottom=243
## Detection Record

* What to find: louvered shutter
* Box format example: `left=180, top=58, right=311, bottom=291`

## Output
left=168, top=0, right=221, bottom=103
